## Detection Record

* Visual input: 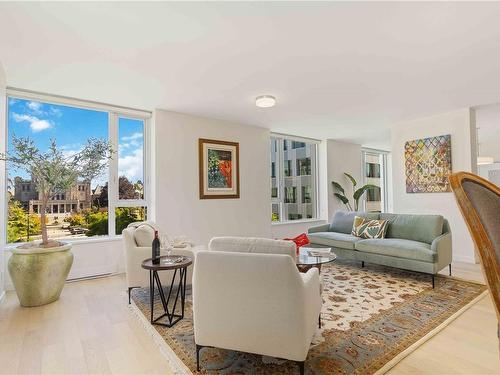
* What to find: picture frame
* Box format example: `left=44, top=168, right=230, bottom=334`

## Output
left=198, top=138, right=240, bottom=199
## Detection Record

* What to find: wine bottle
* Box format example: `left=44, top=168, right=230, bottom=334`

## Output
left=152, top=230, right=160, bottom=264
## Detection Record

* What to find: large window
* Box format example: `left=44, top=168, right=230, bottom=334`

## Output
left=5, top=93, right=149, bottom=243
left=362, top=149, right=388, bottom=213
left=270, top=136, right=318, bottom=222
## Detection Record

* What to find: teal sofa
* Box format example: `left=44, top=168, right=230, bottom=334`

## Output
left=308, top=211, right=452, bottom=287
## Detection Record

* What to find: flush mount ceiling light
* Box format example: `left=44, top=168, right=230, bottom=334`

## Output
left=255, top=95, right=276, bottom=108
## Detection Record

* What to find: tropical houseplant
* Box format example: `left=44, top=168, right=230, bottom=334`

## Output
left=332, top=172, right=378, bottom=211
left=1, top=136, right=112, bottom=306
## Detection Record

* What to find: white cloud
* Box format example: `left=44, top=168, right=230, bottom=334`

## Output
left=62, top=148, right=81, bottom=160
left=49, top=107, right=62, bottom=117
left=12, top=113, right=52, bottom=132
left=121, top=132, right=143, bottom=142
left=30, top=119, right=52, bottom=132
left=119, top=148, right=143, bottom=182
left=27, top=101, right=43, bottom=112
left=120, top=132, right=143, bottom=150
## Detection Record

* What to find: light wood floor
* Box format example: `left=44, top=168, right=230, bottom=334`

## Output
left=0, top=262, right=498, bottom=375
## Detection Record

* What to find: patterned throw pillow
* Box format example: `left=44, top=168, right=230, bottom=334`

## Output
left=351, top=216, right=388, bottom=239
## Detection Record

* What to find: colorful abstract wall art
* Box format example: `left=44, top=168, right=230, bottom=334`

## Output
left=405, top=134, right=452, bottom=193
left=199, top=138, right=240, bottom=199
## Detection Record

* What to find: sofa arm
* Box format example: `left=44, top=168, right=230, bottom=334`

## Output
left=431, top=232, right=452, bottom=269
left=308, top=224, right=330, bottom=234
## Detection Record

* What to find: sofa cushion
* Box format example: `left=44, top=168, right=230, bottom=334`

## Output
left=134, top=224, right=155, bottom=247
left=329, top=211, right=380, bottom=234
left=308, top=232, right=362, bottom=250
left=380, top=213, right=444, bottom=244
left=355, top=238, right=436, bottom=263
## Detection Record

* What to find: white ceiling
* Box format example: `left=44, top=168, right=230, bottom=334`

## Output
left=2, top=2, right=500, bottom=149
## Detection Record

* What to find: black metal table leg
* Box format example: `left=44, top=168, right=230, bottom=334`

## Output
left=149, top=270, right=154, bottom=323
left=150, top=266, right=188, bottom=328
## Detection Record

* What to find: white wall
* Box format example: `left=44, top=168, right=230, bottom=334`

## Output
left=154, top=110, right=271, bottom=246
left=479, top=162, right=500, bottom=185
left=0, top=62, right=6, bottom=300
left=319, top=139, right=362, bottom=220
left=391, top=108, right=476, bottom=263
left=475, top=104, right=500, bottom=164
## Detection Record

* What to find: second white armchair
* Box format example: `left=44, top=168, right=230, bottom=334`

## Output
left=192, top=237, right=322, bottom=375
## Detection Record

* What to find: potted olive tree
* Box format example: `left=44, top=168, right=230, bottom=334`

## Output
left=1, top=136, right=112, bottom=306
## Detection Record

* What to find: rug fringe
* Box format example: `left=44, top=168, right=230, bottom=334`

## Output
left=373, top=290, right=489, bottom=374
left=129, top=300, right=192, bottom=375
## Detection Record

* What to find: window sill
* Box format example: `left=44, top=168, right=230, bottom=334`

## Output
left=4, top=235, right=123, bottom=252
left=271, top=219, right=326, bottom=226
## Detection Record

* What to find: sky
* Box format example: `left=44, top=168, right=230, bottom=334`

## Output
left=7, top=97, right=144, bottom=189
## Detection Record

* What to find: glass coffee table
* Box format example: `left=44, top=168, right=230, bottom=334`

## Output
left=296, top=247, right=337, bottom=273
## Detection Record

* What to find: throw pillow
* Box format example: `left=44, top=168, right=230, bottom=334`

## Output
left=351, top=216, right=388, bottom=239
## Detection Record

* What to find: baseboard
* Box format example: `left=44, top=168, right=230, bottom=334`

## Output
left=5, top=281, right=13, bottom=292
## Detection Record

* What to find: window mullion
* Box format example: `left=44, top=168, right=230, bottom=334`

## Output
left=108, top=112, right=119, bottom=237
left=278, top=138, right=285, bottom=222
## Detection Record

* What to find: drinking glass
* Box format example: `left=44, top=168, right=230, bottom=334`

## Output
left=160, top=234, right=173, bottom=257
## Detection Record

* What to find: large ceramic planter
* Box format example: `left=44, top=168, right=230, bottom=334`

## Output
left=8, top=242, right=74, bottom=307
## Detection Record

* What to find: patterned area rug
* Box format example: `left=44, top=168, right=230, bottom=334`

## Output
left=130, top=260, right=486, bottom=374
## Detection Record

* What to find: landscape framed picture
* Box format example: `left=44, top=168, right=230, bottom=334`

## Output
left=198, top=138, right=240, bottom=199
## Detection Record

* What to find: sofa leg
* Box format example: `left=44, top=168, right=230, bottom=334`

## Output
left=361, top=261, right=365, bottom=268
left=128, top=287, right=139, bottom=304
left=296, top=361, right=305, bottom=375
left=449, top=264, right=452, bottom=276
left=432, top=274, right=435, bottom=289
left=196, top=344, right=202, bottom=372
left=318, top=314, right=321, bottom=329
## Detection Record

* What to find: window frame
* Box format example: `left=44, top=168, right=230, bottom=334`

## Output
left=361, top=148, right=389, bottom=213
left=3, top=88, right=152, bottom=244
left=270, top=134, right=320, bottom=224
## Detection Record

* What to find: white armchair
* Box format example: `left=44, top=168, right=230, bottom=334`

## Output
left=192, top=237, right=322, bottom=374
left=122, top=221, right=202, bottom=303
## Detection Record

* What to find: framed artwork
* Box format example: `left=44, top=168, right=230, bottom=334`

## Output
left=199, top=138, right=240, bottom=199
left=405, top=134, right=452, bottom=193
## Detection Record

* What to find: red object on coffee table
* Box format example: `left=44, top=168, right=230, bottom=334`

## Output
left=284, top=233, right=310, bottom=255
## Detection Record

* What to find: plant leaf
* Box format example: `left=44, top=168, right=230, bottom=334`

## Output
left=331, top=181, right=345, bottom=194
left=334, top=193, right=350, bottom=205
left=344, top=172, right=357, bottom=187
left=353, top=184, right=378, bottom=200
